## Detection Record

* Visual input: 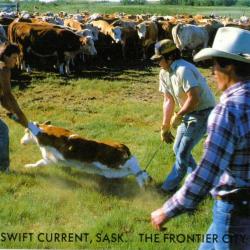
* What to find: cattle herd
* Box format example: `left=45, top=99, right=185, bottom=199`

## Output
left=0, top=10, right=249, bottom=74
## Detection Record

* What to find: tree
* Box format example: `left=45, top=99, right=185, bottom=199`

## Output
left=184, top=0, right=195, bottom=5
left=223, top=0, right=236, bottom=5
left=160, top=0, right=176, bottom=4
left=120, top=0, right=146, bottom=4
left=200, top=0, right=214, bottom=5
left=214, top=0, right=223, bottom=5
left=236, top=0, right=250, bottom=6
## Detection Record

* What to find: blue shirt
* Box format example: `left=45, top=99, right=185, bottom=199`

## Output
left=162, top=81, right=250, bottom=218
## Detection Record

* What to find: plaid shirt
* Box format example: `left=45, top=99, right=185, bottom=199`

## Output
left=163, top=81, right=250, bottom=218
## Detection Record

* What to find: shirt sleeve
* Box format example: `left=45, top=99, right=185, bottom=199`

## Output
left=179, top=67, right=199, bottom=93
left=162, top=105, right=237, bottom=218
left=159, top=70, right=171, bottom=94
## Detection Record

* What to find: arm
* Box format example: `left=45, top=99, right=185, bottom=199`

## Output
left=152, top=106, right=236, bottom=229
left=177, top=86, right=200, bottom=116
left=162, top=92, right=175, bottom=129
left=0, top=69, right=28, bottom=127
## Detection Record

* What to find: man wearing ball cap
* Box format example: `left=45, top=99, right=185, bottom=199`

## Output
left=151, top=27, right=250, bottom=250
left=151, top=38, right=215, bottom=194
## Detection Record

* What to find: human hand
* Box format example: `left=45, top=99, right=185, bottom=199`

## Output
left=170, top=112, right=182, bottom=129
left=151, top=207, right=169, bottom=231
left=6, top=112, right=28, bottom=128
left=6, top=112, right=20, bottom=122
left=161, top=125, right=174, bottom=144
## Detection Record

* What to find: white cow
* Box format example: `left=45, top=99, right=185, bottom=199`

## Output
left=172, top=23, right=209, bottom=53
left=82, top=23, right=99, bottom=41
left=172, top=21, right=222, bottom=54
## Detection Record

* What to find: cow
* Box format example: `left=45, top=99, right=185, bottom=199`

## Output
left=41, top=15, right=64, bottom=26
left=136, top=21, right=158, bottom=59
left=91, top=20, right=122, bottom=43
left=111, top=19, right=138, bottom=29
left=172, top=21, right=222, bottom=56
left=116, top=26, right=140, bottom=60
left=64, top=18, right=83, bottom=31
left=21, top=123, right=151, bottom=188
left=0, top=24, right=7, bottom=43
left=81, top=23, right=99, bottom=41
left=157, top=20, right=175, bottom=40
left=8, top=21, right=97, bottom=74
left=172, top=23, right=209, bottom=53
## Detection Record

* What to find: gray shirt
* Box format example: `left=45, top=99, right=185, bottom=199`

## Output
left=159, top=59, right=216, bottom=111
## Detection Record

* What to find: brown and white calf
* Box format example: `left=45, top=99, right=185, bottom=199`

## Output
left=21, top=123, right=151, bottom=188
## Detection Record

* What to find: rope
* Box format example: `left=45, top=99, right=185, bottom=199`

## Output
left=142, top=117, right=199, bottom=172
left=143, top=141, right=163, bottom=171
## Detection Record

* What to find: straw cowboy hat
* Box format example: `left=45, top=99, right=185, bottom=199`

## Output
left=194, top=27, right=250, bottom=63
left=151, top=39, right=177, bottom=61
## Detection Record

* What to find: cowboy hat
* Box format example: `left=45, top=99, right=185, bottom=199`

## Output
left=151, top=39, right=177, bottom=61
left=194, top=27, right=250, bottom=63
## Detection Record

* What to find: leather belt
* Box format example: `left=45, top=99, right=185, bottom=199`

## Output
left=216, top=188, right=250, bottom=203
left=188, top=107, right=214, bottom=115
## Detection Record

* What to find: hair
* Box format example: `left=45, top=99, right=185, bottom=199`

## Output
left=0, top=42, right=20, bottom=61
left=214, top=57, right=250, bottom=79
left=163, top=48, right=181, bottom=62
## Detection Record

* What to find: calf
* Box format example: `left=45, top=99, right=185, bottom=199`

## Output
left=136, top=21, right=158, bottom=59
left=21, top=123, right=151, bottom=188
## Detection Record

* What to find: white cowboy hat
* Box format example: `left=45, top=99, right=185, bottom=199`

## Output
left=194, top=27, right=250, bottom=63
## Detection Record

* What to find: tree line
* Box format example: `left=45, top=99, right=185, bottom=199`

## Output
left=121, top=0, right=250, bottom=6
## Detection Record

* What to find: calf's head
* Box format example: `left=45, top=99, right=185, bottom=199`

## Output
left=20, top=128, right=37, bottom=145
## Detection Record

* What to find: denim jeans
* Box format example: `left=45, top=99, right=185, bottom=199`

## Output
left=199, top=200, right=250, bottom=250
left=162, top=108, right=212, bottom=191
left=0, top=119, right=9, bottom=171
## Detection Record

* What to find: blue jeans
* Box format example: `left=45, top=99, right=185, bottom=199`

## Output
left=162, top=108, right=212, bottom=191
left=199, top=200, right=250, bottom=250
left=0, top=119, right=9, bottom=171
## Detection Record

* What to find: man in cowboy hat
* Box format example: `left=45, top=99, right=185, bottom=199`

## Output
left=151, top=27, right=250, bottom=250
left=151, top=39, right=215, bottom=194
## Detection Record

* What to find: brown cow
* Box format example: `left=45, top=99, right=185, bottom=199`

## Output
left=21, top=123, right=151, bottom=188
left=136, top=21, right=158, bottom=59
left=8, top=21, right=97, bottom=74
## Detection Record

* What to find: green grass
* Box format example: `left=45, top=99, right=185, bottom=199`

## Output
left=19, top=1, right=250, bottom=17
left=0, top=2, right=227, bottom=249
left=0, top=63, right=217, bottom=249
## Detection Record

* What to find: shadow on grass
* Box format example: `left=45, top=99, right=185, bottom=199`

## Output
left=67, top=169, right=143, bottom=199
left=10, top=58, right=155, bottom=88
left=13, top=167, right=145, bottom=199
left=94, top=176, right=141, bottom=198
left=11, top=69, right=32, bottom=89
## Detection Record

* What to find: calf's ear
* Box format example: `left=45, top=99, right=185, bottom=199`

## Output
left=42, top=120, right=51, bottom=125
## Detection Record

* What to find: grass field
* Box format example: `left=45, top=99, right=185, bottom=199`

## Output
left=20, top=1, right=250, bottom=18
left=0, top=62, right=217, bottom=249
left=0, top=1, right=237, bottom=249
